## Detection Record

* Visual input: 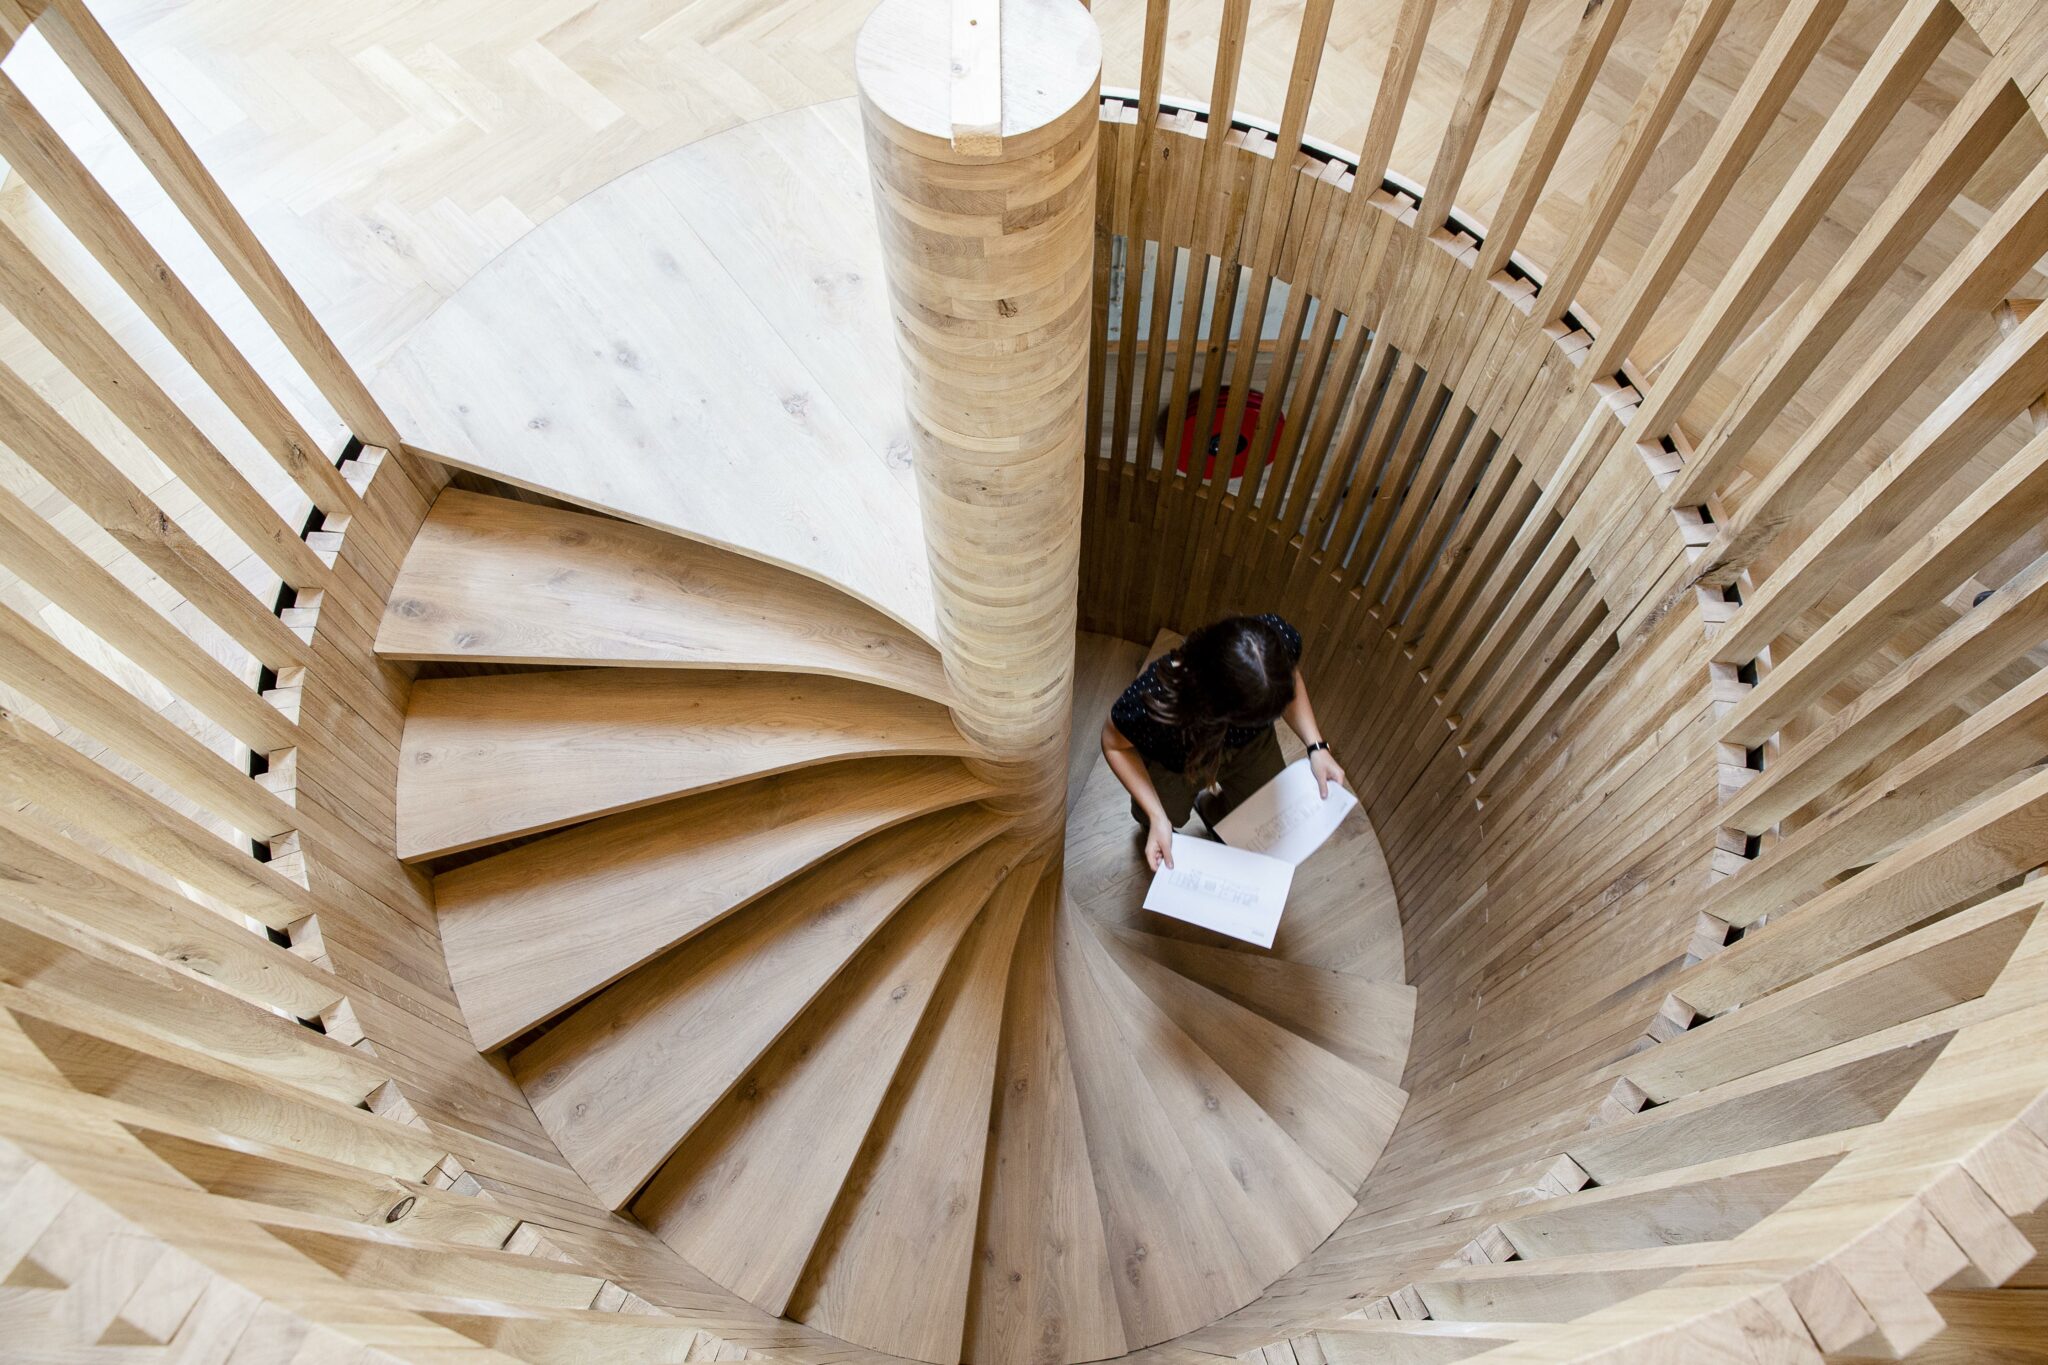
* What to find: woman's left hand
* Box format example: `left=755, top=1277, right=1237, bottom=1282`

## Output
left=1310, top=748, right=1347, bottom=799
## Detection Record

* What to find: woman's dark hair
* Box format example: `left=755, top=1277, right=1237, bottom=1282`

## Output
left=1144, top=616, right=1297, bottom=783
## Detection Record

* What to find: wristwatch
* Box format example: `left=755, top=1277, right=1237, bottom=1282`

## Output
left=1305, top=740, right=1332, bottom=756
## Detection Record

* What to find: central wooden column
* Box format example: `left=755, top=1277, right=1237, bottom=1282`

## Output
left=856, top=0, right=1102, bottom=846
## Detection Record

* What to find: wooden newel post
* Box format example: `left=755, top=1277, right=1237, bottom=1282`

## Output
left=856, top=0, right=1102, bottom=845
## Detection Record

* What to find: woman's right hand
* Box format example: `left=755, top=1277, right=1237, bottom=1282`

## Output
left=1146, top=815, right=1176, bottom=871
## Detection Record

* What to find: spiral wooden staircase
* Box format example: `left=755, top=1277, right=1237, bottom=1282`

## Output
left=7, top=0, right=2048, bottom=1361
left=372, top=480, right=1410, bottom=1359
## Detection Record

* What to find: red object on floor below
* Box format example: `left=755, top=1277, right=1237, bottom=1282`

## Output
left=1172, top=387, right=1284, bottom=480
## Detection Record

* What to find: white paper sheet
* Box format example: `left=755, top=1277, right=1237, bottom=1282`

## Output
left=1142, top=833, right=1294, bottom=947
left=1213, top=757, right=1359, bottom=865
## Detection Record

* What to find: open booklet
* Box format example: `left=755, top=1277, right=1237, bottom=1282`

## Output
left=1141, top=758, right=1358, bottom=946
left=1143, top=834, right=1292, bottom=948
left=1213, top=756, right=1359, bottom=863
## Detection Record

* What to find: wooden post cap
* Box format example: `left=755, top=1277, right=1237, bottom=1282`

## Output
left=856, top=0, right=1100, bottom=160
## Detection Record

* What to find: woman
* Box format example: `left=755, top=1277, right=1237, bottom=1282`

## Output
left=1101, top=613, right=1347, bottom=871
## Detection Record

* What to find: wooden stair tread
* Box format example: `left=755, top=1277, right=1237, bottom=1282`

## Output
left=1067, top=632, right=1147, bottom=814
left=1051, top=896, right=1261, bottom=1347
left=966, top=871, right=1127, bottom=1365
left=788, top=859, right=1040, bottom=1360
left=633, top=840, right=1019, bottom=1313
left=397, top=667, right=973, bottom=859
left=1065, top=736, right=1403, bottom=977
left=1104, top=925, right=1415, bottom=1086
left=510, top=810, right=1007, bottom=1209
left=1099, top=928, right=1407, bottom=1191
left=438, top=756, right=993, bottom=1051
left=1067, top=913, right=1355, bottom=1282
left=1280, top=803, right=1406, bottom=976
left=1060, top=755, right=1156, bottom=934
left=376, top=490, right=951, bottom=703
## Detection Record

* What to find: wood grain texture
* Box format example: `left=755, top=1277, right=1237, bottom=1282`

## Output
left=1052, top=895, right=1263, bottom=1346
left=397, top=667, right=973, bottom=859
left=1104, top=925, right=1415, bottom=1088
left=373, top=105, right=939, bottom=644
left=377, top=489, right=952, bottom=702
left=1067, top=913, right=1356, bottom=1285
left=635, top=840, right=1022, bottom=1313
left=1101, top=929, right=1405, bottom=1191
left=438, top=756, right=995, bottom=1051
left=14, top=0, right=2048, bottom=1359
left=789, top=858, right=1039, bottom=1359
left=510, top=810, right=1006, bottom=1209
left=966, top=871, right=1128, bottom=1365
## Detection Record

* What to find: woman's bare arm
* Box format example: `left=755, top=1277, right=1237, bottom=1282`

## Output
left=1102, top=717, right=1175, bottom=869
left=1281, top=667, right=1349, bottom=797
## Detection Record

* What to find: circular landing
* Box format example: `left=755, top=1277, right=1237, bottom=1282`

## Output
left=370, top=99, right=939, bottom=647
left=373, top=98, right=1411, bottom=1365
left=379, top=504, right=1411, bottom=1365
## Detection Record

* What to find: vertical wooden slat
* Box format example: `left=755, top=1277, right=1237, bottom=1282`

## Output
left=1132, top=134, right=1194, bottom=540
left=1352, top=0, right=1438, bottom=193
left=1106, top=0, right=1176, bottom=518
left=1309, top=345, right=1415, bottom=589
left=1251, top=297, right=1345, bottom=541
left=1620, top=0, right=1960, bottom=450
left=34, top=0, right=405, bottom=455
left=0, top=356, right=311, bottom=671
left=1717, top=423, right=2048, bottom=748
left=1417, top=0, right=1534, bottom=235
left=0, top=71, right=357, bottom=517
left=1396, top=422, right=1516, bottom=642
left=0, top=483, right=295, bottom=754
left=0, top=218, right=328, bottom=594
left=1681, top=789, right=2048, bottom=1014
left=1331, top=364, right=1437, bottom=584
left=1122, top=240, right=1171, bottom=527
left=1085, top=114, right=1117, bottom=480
left=1471, top=0, right=1635, bottom=282
left=1434, top=522, right=1578, bottom=717
left=1536, top=0, right=1743, bottom=328
left=1358, top=386, right=1471, bottom=603
left=1171, top=175, right=1263, bottom=618
left=1468, top=624, right=1616, bottom=806
left=1293, top=330, right=1395, bottom=556
left=1082, top=104, right=1128, bottom=625
left=1157, top=0, right=1255, bottom=578
left=1216, top=0, right=1340, bottom=454
left=1239, top=173, right=1376, bottom=571
left=1410, top=404, right=1598, bottom=666
left=1724, top=548, right=2048, bottom=837
left=1666, top=60, right=2029, bottom=507
left=1706, top=664, right=2048, bottom=924
left=1710, top=302, right=2048, bottom=671
left=0, top=598, right=297, bottom=841
left=0, top=807, right=342, bottom=1019
left=0, top=707, right=312, bottom=929
left=1197, top=0, right=1254, bottom=180
left=1694, top=158, right=2048, bottom=593
left=1576, top=0, right=1851, bottom=381
left=1226, top=249, right=1314, bottom=547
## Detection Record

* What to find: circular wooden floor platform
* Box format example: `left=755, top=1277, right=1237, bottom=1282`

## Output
left=372, top=100, right=937, bottom=645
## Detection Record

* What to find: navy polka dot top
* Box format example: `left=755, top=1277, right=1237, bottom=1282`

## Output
left=1109, top=614, right=1302, bottom=773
